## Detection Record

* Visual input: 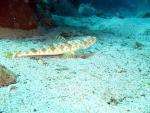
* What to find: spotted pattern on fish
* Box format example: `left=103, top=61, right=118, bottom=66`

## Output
left=12, top=36, right=96, bottom=58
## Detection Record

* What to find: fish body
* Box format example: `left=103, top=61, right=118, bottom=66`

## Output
left=8, top=36, right=96, bottom=58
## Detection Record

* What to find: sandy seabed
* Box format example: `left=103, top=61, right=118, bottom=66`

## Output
left=0, top=16, right=150, bottom=113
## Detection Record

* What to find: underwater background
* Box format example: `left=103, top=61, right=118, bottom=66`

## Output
left=0, top=0, right=150, bottom=113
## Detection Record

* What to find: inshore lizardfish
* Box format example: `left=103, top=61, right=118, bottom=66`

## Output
left=5, top=36, right=96, bottom=58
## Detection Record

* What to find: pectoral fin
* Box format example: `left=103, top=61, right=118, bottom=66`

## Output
left=62, top=52, right=75, bottom=58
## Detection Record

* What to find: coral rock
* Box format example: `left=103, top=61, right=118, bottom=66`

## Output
left=0, top=0, right=37, bottom=30
left=0, top=64, right=16, bottom=87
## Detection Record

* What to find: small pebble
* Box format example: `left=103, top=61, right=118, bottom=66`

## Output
left=37, top=60, right=48, bottom=65
left=117, top=69, right=126, bottom=73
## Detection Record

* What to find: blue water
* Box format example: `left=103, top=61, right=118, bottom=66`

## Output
left=38, top=0, right=150, bottom=17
